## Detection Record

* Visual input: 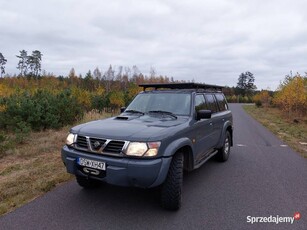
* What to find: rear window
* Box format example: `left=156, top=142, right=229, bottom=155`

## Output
left=215, top=94, right=228, bottom=111
left=204, top=94, right=218, bottom=113
left=195, top=94, right=208, bottom=112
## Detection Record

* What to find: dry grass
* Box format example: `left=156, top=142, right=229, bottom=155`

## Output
left=0, top=111, right=112, bottom=216
left=243, top=105, right=307, bottom=158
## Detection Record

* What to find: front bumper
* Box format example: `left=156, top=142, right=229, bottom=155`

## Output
left=61, top=145, right=172, bottom=188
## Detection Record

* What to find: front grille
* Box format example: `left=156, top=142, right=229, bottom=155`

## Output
left=104, top=141, right=125, bottom=153
left=89, top=138, right=106, bottom=151
left=74, top=135, right=127, bottom=156
left=76, top=135, right=88, bottom=149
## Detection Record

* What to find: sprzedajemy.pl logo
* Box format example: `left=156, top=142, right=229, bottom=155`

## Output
left=247, top=212, right=301, bottom=224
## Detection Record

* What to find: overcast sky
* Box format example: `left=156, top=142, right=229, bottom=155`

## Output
left=1, top=0, right=307, bottom=90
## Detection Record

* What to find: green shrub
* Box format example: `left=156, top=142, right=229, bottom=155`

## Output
left=0, top=132, right=10, bottom=158
left=0, top=89, right=84, bottom=132
left=91, top=95, right=108, bottom=112
left=56, top=90, right=84, bottom=126
left=14, top=121, right=31, bottom=143
left=255, top=100, right=262, bottom=107
left=0, top=132, right=6, bottom=156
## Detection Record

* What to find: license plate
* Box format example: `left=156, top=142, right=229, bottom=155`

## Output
left=77, top=158, right=106, bottom=171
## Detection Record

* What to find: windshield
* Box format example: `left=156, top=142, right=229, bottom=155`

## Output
left=126, top=93, right=191, bottom=116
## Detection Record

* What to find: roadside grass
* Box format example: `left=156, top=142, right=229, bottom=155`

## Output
left=0, top=111, right=112, bottom=216
left=243, top=105, right=307, bottom=158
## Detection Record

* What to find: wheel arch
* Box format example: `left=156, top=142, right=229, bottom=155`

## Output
left=217, top=122, right=233, bottom=148
left=226, top=125, right=233, bottom=146
left=163, top=138, right=195, bottom=171
left=177, top=145, right=194, bottom=171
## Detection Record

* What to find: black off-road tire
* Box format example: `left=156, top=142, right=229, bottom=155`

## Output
left=160, top=152, right=183, bottom=210
left=76, top=175, right=101, bottom=189
left=216, top=131, right=231, bottom=162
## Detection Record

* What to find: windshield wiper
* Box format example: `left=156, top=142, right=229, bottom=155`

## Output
left=125, top=109, right=145, bottom=115
left=148, top=110, right=177, bottom=119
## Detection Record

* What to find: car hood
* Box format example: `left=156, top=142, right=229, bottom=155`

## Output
left=71, top=114, right=189, bottom=141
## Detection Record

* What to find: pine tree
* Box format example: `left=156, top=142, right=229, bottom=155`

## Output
left=16, top=50, right=28, bottom=76
left=236, top=71, right=257, bottom=96
left=28, top=50, right=42, bottom=78
left=0, top=52, right=7, bottom=77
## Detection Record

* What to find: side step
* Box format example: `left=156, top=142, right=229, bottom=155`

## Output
left=194, top=150, right=218, bottom=169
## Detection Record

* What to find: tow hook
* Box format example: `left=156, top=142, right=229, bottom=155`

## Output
left=83, top=167, right=100, bottom=175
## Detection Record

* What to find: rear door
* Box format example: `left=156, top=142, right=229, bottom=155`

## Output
left=214, top=93, right=232, bottom=142
left=204, top=94, right=221, bottom=146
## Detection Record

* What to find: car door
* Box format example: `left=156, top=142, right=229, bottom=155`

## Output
left=213, top=93, right=232, bottom=144
left=192, top=94, right=215, bottom=163
left=204, top=94, right=221, bottom=146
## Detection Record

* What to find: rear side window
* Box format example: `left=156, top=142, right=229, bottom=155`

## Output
left=215, top=94, right=228, bottom=111
left=204, top=94, right=218, bottom=113
left=195, top=94, right=208, bottom=112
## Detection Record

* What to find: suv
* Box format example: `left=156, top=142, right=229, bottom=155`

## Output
left=61, top=83, right=233, bottom=210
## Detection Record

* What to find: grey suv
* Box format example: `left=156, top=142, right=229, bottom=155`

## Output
left=61, top=83, right=233, bottom=210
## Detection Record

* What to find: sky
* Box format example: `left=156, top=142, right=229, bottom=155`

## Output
left=0, top=0, right=307, bottom=90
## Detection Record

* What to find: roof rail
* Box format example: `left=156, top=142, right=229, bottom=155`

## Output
left=139, top=83, right=224, bottom=91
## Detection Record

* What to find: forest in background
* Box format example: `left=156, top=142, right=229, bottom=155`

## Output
left=0, top=68, right=305, bottom=128
left=0, top=50, right=306, bottom=156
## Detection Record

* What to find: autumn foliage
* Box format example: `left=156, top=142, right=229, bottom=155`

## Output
left=253, top=90, right=272, bottom=107
left=0, top=69, right=174, bottom=135
left=252, top=74, right=307, bottom=119
left=273, top=74, right=307, bottom=118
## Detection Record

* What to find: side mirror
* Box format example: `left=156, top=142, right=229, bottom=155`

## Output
left=120, top=107, right=126, bottom=113
left=196, top=110, right=212, bottom=120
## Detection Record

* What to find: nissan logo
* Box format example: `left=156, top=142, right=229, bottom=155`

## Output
left=93, top=141, right=101, bottom=149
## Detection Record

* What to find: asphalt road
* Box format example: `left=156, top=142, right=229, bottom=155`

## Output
left=1, top=104, right=306, bottom=230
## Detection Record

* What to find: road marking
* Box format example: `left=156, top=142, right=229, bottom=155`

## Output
left=237, top=144, right=247, bottom=147
left=280, top=145, right=288, bottom=147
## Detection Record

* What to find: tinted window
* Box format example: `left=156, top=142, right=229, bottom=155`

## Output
left=215, top=94, right=228, bottom=111
left=195, top=94, right=208, bottom=112
left=204, top=94, right=218, bottom=113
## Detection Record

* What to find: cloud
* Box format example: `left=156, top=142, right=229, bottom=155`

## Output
left=0, top=0, right=307, bottom=89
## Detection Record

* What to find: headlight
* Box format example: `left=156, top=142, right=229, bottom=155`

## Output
left=126, top=142, right=148, bottom=156
left=66, top=133, right=76, bottom=146
left=126, top=142, right=161, bottom=157
left=144, top=142, right=161, bottom=157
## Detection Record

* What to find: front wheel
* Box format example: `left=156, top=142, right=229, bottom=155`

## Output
left=216, top=131, right=231, bottom=162
left=160, top=152, right=183, bottom=210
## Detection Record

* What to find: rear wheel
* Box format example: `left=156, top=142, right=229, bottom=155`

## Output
left=216, top=131, right=231, bottom=162
left=160, top=152, right=183, bottom=210
left=76, top=175, right=101, bottom=189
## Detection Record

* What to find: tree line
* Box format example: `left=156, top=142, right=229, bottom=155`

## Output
left=0, top=64, right=178, bottom=133
left=2, top=48, right=305, bottom=126
left=0, top=64, right=259, bottom=147
left=253, top=73, right=307, bottom=119
left=0, top=52, right=305, bottom=155
left=0, top=50, right=43, bottom=78
left=0, top=65, right=177, bottom=156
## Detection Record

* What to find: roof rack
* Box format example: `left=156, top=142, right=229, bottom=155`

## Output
left=139, top=83, right=224, bottom=91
